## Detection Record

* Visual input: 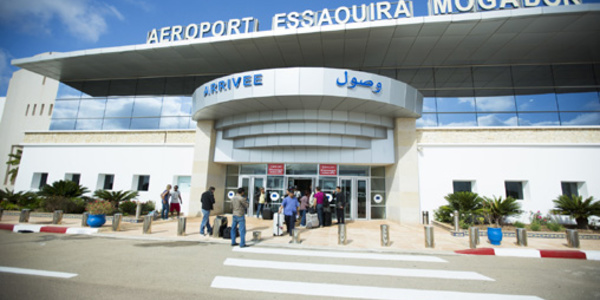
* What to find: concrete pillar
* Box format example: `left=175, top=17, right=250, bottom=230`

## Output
left=386, top=118, right=420, bottom=224
left=189, top=121, right=226, bottom=217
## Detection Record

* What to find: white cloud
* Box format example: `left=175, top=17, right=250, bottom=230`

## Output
left=0, top=0, right=123, bottom=43
left=562, top=112, right=600, bottom=126
left=476, top=96, right=515, bottom=112
left=477, top=114, right=518, bottom=126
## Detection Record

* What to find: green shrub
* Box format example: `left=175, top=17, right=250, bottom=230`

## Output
left=514, top=221, right=526, bottom=228
left=546, top=221, right=564, bottom=232
left=459, top=220, right=470, bottom=230
left=0, top=201, right=20, bottom=210
left=434, top=206, right=453, bottom=223
left=141, top=201, right=155, bottom=214
left=119, top=201, right=137, bottom=215
left=41, top=196, right=87, bottom=214
left=529, top=221, right=542, bottom=231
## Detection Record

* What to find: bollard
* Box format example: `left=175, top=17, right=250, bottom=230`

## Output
left=0, top=208, right=3, bottom=221
left=253, top=231, right=262, bottom=242
left=424, top=211, right=429, bottom=225
left=516, top=228, right=528, bottom=247
left=135, top=202, right=142, bottom=220
left=19, top=209, right=31, bottom=223
left=380, top=224, right=391, bottom=247
left=469, top=227, right=479, bottom=249
left=177, top=217, right=186, bottom=236
left=81, top=212, right=89, bottom=227
left=291, top=228, right=301, bottom=244
left=566, top=229, right=579, bottom=248
left=338, top=223, right=347, bottom=245
left=52, top=210, right=63, bottom=225
left=112, top=213, right=123, bottom=231
left=453, top=210, right=459, bottom=231
left=424, top=225, right=435, bottom=248
left=143, top=215, right=153, bottom=234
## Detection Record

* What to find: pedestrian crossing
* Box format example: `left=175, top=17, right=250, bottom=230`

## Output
left=211, top=247, right=545, bottom=300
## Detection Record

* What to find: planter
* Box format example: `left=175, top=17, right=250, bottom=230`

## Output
left=487, top=227, right=503, bottom=245
left=87, top=214, right=106, bottom=228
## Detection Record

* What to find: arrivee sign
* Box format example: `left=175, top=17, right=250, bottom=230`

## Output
left=268, top=164, right=284, bottom=175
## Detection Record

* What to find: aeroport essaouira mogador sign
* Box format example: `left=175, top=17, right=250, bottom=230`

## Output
left=147, top=0, right=581, bottom=44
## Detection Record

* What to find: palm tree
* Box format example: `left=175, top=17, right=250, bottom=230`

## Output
left=93, top=190, right=139, bottom=209
left=482, top=196, right=522, bottom=227
left=38, top=180, right=89, bottom=198
left=440, top=191, right=484, bottom=223
left=6, top=149, right=22, bottom=185
left=552, top=195, right=600, bottom=229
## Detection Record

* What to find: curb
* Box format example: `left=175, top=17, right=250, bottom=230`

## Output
left=456, top=248, right=600, bottom=260
left=0, top=224, right=98, bottom=235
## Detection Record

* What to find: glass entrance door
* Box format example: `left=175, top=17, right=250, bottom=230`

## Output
left=240, top=176, right=265, bottom=217
left=339, top=177, right=370, bottom=220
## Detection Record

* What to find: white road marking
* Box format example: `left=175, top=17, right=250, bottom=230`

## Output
left=494, top=249, right=542, bottom=258
left=224, top=258, right=493, bottom=281
left=65, top=228, right=98, bottom=235
left=211, top=276, right=544, bottom=300
left=233, top=246, right=447, bottom=263
left=582, top=250, right=600, bottom=261
left=13, top=225, right=42, bottom=233
left=0, top=266, right=77, bottom=279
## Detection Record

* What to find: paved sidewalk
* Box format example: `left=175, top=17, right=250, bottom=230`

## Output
left=1, top=212, right=599, bottom=255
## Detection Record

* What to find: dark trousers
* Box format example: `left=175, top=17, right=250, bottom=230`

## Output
left=336, top=208, right=345, bottom=224
left=284, top=214, right=296, bottom=236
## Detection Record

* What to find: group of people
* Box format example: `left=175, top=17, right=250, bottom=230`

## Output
left=160, top=184, right=183, bottom=220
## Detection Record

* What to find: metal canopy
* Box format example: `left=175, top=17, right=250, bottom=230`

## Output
left=12, top=5, right=600, bottom=93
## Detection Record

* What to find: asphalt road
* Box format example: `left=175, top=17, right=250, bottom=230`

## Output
left=0, top=231, right=599, bottom=300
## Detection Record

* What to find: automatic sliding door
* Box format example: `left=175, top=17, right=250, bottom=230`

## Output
left=357, top=179, right=367, bottom=219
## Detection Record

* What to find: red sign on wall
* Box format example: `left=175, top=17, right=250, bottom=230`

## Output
left=319, top=164, right=337, bottom=176
left=268, top=164, right=284, bottom=175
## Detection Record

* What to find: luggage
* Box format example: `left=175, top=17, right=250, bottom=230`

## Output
left=323, top=211, right=332, bottom=227
left=212, top=216, right=228, bottom=237
left=222, top=226, right=240, bottom=239
left=262, top=207, right=273, bottom=220
left=273, top=212, right=285, bottom=236
left=306, top=212, right=319, bottom=229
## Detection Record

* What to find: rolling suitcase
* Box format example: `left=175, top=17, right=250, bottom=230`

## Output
left=273, top=212, right=285, bottom=236
left=262, top=204, right=273, bottom=220
left=305, top=212, right=319, bottom=229
left=323, top=211, right=332, bottom=227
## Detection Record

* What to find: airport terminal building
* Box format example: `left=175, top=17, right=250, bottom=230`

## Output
left=1, top=1, right=599, bottom=224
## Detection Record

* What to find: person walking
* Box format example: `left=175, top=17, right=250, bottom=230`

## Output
left=170, top=185, right=183, bottom=218
left=231, top=187, right=249, bottom=247
left=335, top=186, right=346, bottom=224
left=299, top=189, right=309, bottom=226
left=256, top=187, right=266, bottom=218
left=160, top=184, right=172, bottom=220
left=200, top=186, right=215, bottom=236
left=313, top=187, right=325, bottom=228
left=279, top=189, right=299, bottom=236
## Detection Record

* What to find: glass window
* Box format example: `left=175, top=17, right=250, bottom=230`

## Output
left=130, top=118, right=160, bottom=129
left=437, top=97, right=475, bottom=112
left=105, top=97, right=134, bottom=118
left=77, top=99, right=106, bottom=118
left=65, top=173, right=81, bottom=185
left=416, top=114, right=437, bottom=127
left=31, top=172, right=48, bottom=189
left=133, top=97, right=163, bottom=117
left=81, top=81, right=110, bottom=97
left=553, top=64, right=596, bottom=86
left=57, top=83, right=81, bottom=99
left=103, top=174, right=114, bottom=190
left=505, top=181, right=524, bottom=200
left=318, top=177, right=337, bottom=191
left=267, top=176, right=285, bottom=189
left=437, top=113, right=477, bottom=127
left=102, top=118, right=131, bottom=130
left=108, top=79, right=137, bottom=96
left=561, top=182, right=579, bottom=197
left=50, top=119, right=76, bottom=130
left=556, top=91, right=600, bottom=111
left=453, top=181, right=472, bottom=193
left=516, top=93, right=558, bottom=112
left=560, top=112, right=600, bottom=126
left=137, top=78, right=166, bottom=95
left=339, top=165, right=369, bottom=176
left=286, top=164, right=318, bottom=175
left=511, top=65, right=553, bottom=88
left=159, top=117, right=194, bottom=129
left=422, top=97, right=436, bottom=112
left=476, top=94, right=516, bottom=112
left=473, top=66, right=512, bottom=88
left=371, top=166, right=385, bottom=177
left=477, top=113, right=518, bottom=126
left=240, top=164, right=267, bottom=175
left=434, top=67, right=473, bottom=89
left=136, top=175, right=150, bottom=191
left=53, top=100, right=80, bottom=119
left=75, top=119, right=103, bottom=130
left=518, top=113, right=560, bottom=126
left=161, top=96, right=192, bottom=116
left=371, top=206, right=386, bottom=219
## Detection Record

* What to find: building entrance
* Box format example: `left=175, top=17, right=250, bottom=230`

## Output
left=339, top=177, right=370, bottom=220
left=240, top=176, right=265, bottom=217
left=288, top=177, right=314, bottom=197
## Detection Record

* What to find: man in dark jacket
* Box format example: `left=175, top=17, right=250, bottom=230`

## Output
left=200, top=186, right=215, bottom=235
left=335, top=186, right=346, bottom=224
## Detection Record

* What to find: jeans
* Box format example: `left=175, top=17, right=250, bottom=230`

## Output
left=300, top=209, right=307, bottom=226
left=161, top=202, right=169, bottom=219
left=316, top=204, right=323, bottom=227
left=284, top=214, right=296, bottom=236
left=200, top=209, right=212, bottom=235
left=256, top=203, right=264, bottom=218
left=231, top=215, right=246, bottom=246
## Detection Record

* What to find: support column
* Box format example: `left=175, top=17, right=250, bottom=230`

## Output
left=386, top=118, right=420, bottom=224
left=189, top=120, right=226, bottom=217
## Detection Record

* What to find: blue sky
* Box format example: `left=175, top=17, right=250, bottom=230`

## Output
left=0, top=0, right=598, bottom=96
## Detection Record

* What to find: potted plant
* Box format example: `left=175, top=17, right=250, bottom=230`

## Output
left=85, top=200, right=114, bottom=228
left=552, top=195, right=600, bottom=229
left=482, top=196, right=521, bottom=245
